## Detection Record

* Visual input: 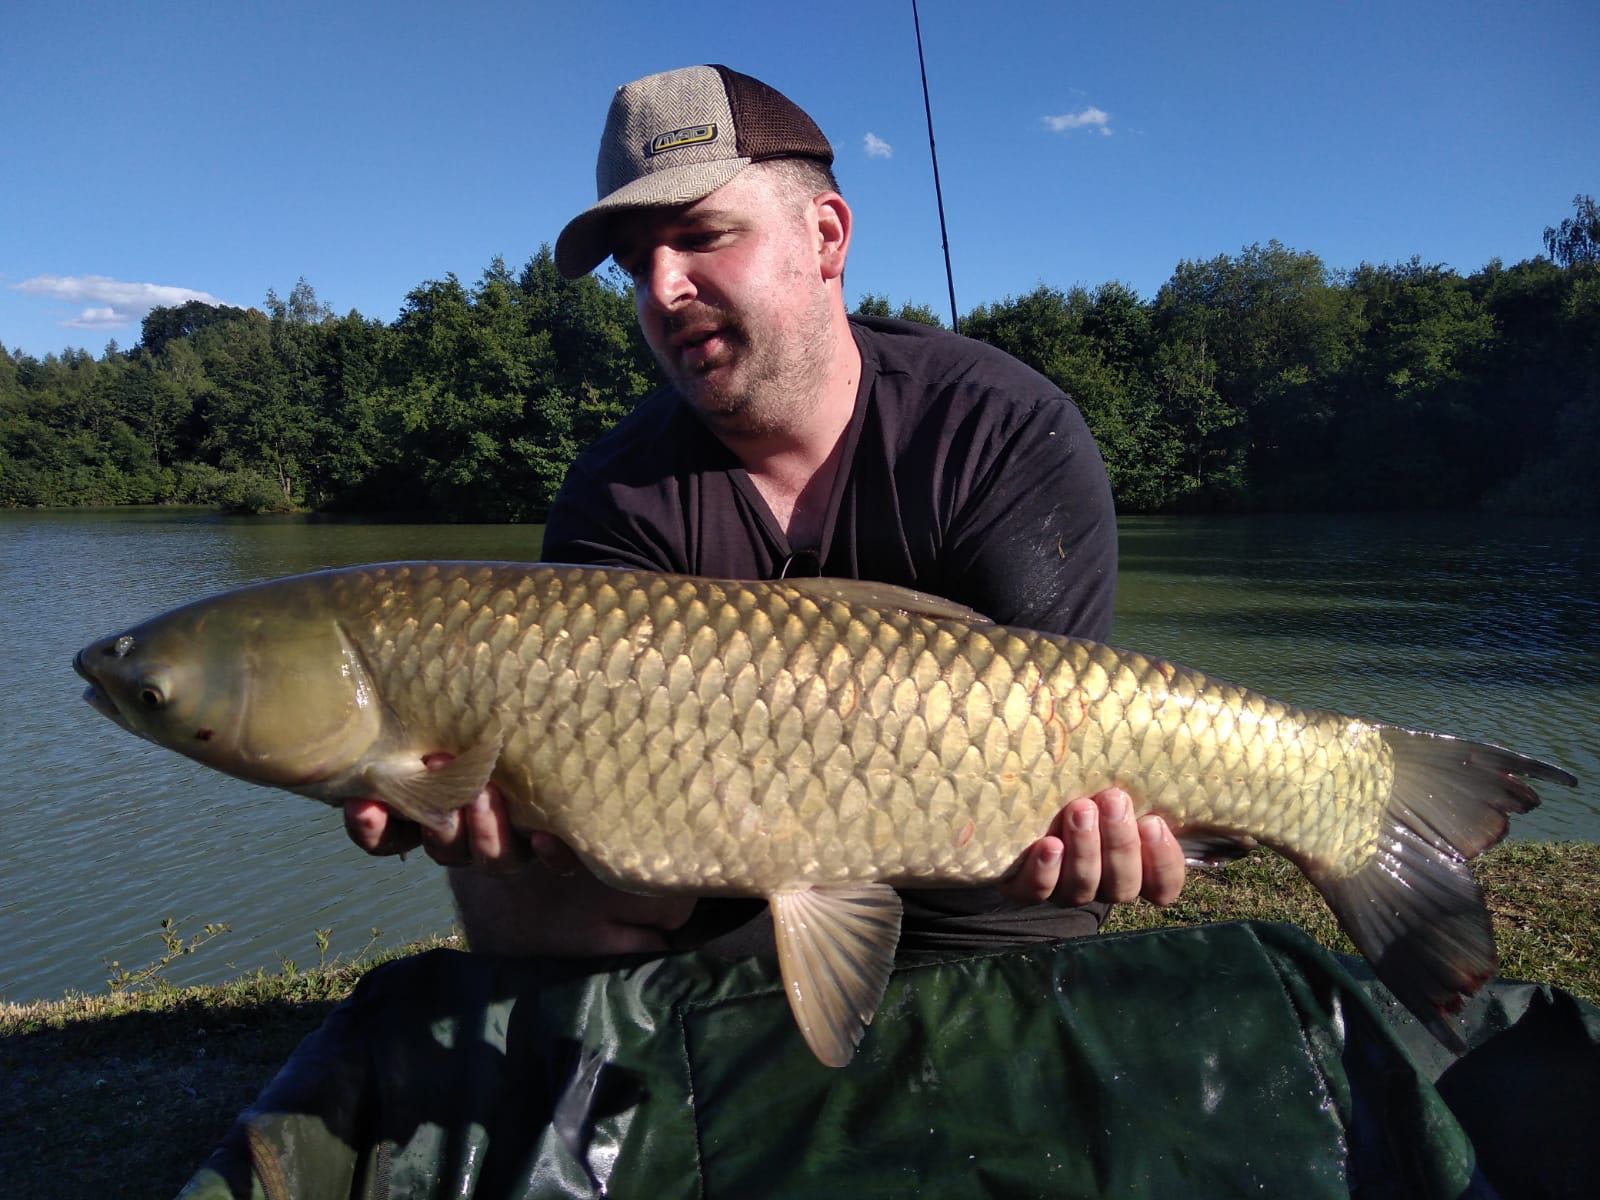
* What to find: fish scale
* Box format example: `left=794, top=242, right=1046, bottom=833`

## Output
left=76, top=561, right=1576, bottom=1066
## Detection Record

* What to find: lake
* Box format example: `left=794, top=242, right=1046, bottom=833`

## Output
left=2, top=508, right=1595, bottom=1004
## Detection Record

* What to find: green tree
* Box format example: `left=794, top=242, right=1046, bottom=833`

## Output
left=1154, top=242, right=1362, bottom=507
left=0, top=344, right=19, bottom=404
left=140, top=299, right=254, bottom=356
left=1148, top=335, right=1241, bottom=501
left=853, top=293, right=945, bottom=328
left=191, top=309, right=314, bottom=509
left=1477, top=252, right=1600, bottom=512
left=1330, top=260, right=1498, bottom=507
left=107, top=352, right=193, bottom=470
left=1543, top=194, right=1600, bottom=267
left=358, top=252, right=649, bottom=521
left=963, top=284, right=1194, bottom=511
left=309, top=310, right=393, bottom=506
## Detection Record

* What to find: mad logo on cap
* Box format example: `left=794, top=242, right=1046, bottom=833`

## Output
left=649, top=124, right=718, bottom=156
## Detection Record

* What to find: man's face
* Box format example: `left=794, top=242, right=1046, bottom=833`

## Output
left=610, top=167, right=834, bottom=439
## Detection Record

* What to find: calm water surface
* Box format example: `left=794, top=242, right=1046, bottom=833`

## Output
left=3, top=508, right=1595, bottom=1003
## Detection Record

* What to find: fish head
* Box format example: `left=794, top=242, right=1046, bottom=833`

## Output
left=74, top=588, right=384, bottom=790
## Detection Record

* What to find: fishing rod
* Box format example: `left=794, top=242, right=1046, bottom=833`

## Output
left=912, top=0, right=959, bottom=333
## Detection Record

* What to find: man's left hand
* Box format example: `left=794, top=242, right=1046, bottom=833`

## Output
left=999, top=789, right=1186, bottom=907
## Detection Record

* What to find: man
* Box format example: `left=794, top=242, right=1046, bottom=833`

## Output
left=344, top=64, right=1185, bottom=957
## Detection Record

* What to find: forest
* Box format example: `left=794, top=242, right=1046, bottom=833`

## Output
left=3, top=196, right=1596, bottom=519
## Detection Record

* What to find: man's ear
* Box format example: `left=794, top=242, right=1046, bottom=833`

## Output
left=814, top=193, right=852, bottom=282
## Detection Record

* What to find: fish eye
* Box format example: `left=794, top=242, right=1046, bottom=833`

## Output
left=138, top=683, right=167, bottom=709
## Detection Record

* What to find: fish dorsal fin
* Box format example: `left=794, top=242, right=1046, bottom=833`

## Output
left=782, top=578, right=992, bottom=624
left=361, top=727, right=503, bottom=834
left=768, top=883, right=903, bottom=1067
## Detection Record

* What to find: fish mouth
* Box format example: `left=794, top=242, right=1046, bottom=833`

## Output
left=75, top=648, right=130, bottom=729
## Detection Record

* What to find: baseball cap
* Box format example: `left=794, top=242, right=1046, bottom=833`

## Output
left=555, top=64, right=834, bottom=279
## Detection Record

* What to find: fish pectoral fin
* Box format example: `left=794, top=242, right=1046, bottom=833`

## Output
left=768, top=883, right=902, bottom=1068
left=362, top=728, right=504, bottom=833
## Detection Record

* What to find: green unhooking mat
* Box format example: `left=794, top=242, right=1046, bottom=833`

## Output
left=179, top=922, right=1599, bottom=1200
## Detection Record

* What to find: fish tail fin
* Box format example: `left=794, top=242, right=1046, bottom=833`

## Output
left=1311, top=728, right=1574, bottom=1052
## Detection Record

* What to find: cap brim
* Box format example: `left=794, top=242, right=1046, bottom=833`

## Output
left=555, top=157, right=752, bottom=278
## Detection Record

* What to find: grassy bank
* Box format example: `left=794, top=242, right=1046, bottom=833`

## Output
left=4, top=843, right=1596, bottom=1199
left=1103, top=840, right=1600, bottom=1003
left=0, top=934, right=460, bottom=1198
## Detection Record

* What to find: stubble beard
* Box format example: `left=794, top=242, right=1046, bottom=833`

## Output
left=659, top=290, right=836, bottom=442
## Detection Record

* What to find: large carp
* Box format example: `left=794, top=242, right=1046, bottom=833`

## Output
left=75, top=563, right=1574, bottom=1065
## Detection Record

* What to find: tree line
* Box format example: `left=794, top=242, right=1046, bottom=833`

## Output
left=3, top=197, right=1596, bottom=518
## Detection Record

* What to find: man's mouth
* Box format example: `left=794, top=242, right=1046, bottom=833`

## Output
left=672, top=326, right=719, bottom=350
left=675, top=327, right=726, bottom=370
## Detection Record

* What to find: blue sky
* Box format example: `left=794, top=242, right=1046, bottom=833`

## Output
left=3, top=1, right=1596, bottom=359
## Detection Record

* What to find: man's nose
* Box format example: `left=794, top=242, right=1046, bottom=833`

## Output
left=640, top=247, right=695, bottom=311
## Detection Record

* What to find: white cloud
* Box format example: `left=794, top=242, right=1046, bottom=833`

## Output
left=66, top=306, right=124, bottom=329
left=10, top=274, right=230, bottom=330
left=1043, top=107, right=1113, bottom=137
left=863, top=132, right=893, bottom=159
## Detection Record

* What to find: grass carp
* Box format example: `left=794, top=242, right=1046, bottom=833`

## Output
left=75, top=562, right=1575, bottom=1066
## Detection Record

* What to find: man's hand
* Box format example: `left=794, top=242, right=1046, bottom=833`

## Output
left=998, top=789, right=1186, bottom=908
left=342, top=759, right=695, bottom=956
left=342, top=759, right=530, bottom=872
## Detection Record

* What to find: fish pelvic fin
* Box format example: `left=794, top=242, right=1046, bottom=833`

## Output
left=769, top=883, right=903, bottom=1068
left=361, top=727, right=504, bottom=834
left=1313, top=728, right=1575, bottom=1052
left=1176, top=832, right=1258, bottom=867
